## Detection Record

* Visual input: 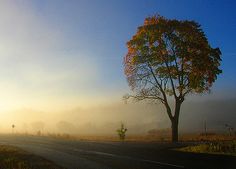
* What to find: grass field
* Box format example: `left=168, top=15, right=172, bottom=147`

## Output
left=0, top=145, right=64, bottom=169
left=22, top=131, right=236, bottom=142
left=177, top=141, right=236, bottom=156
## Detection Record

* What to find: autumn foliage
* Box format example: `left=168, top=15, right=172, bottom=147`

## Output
left=124, top=15, right=222, bottom=142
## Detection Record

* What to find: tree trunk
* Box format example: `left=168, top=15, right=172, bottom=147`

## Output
left=171, top=118, right=179, bottom=142
left=171, top=100, right=181, bottom=142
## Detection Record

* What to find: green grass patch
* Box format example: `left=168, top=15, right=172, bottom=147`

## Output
left=0, top=145, right=65, bottom=169
left=177, top=141, right=236, bottom=156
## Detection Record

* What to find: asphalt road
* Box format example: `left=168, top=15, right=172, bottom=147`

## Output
left=0, top=135, right=235, bottom=169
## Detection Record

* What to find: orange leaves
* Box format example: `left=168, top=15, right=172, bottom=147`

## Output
left=144, top=16, right=159, bottom=26
left=124, top=15, right=222, bottom=96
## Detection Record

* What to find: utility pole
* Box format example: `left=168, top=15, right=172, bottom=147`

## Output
left=204, top=120, right=207, bottom=136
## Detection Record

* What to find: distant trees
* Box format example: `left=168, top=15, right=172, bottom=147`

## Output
left=56, top=121, right=76, bottom=134
left=31, top=121, right=45, bottom=135
left=124, top=15, right=222, bottom=142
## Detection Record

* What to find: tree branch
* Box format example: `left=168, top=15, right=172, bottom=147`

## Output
left=164, top=60, right=178, bottom=99
left=146, top=63, right=173, bottom=119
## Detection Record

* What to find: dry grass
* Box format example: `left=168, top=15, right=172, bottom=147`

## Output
left=21, top=131, right=236, bottom=142
left=179, top=133, right=236, bottom=142
left=74, top=133, right=235, bottom=142
left=45, top=133, right=172, bottom=142
left=0, top=145, right=65, bottom=169
left=177, top=141, right=236, bottom=156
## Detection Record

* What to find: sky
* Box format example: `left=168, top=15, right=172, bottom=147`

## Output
left=0, top=0, right=235, bottom=134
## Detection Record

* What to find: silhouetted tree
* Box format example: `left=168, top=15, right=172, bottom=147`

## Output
left=124, top=15, right=222, bottom=142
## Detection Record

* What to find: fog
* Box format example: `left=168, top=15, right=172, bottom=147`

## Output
left=1, top=98, right=235, bottom=136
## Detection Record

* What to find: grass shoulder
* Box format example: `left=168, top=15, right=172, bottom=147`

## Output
left=0, top=145, right=65, bottom=169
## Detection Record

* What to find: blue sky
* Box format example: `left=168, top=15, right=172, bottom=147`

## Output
left=33, top=0, right=236, bottom=87
left=0, top=0, right=235, bottom=112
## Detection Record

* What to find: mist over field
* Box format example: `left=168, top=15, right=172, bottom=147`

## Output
left=1, top=97, right=235, bottom=135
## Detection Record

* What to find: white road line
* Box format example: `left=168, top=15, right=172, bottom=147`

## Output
left=72, top=148, right=185, bottom=168
left=142, top=159, right=185, bottom=168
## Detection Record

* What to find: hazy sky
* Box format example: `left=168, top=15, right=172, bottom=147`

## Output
left=0, top=1, right=235, bottom=134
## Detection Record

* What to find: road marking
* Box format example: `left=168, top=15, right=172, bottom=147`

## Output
left=73, top=148, right=185, bottom=168
left=142, top=159, right=185, bottom=168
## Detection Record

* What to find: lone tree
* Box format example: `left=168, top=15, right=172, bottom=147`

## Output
left=124, top=15, right=222, bottom=142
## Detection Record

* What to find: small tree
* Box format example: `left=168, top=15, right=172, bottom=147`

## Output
left=117, top=123, right=127, bottom=141
left=124, top=15, right=222, bottom=142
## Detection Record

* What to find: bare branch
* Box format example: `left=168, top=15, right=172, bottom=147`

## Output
left=164, top=60, right=178, bottom=99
